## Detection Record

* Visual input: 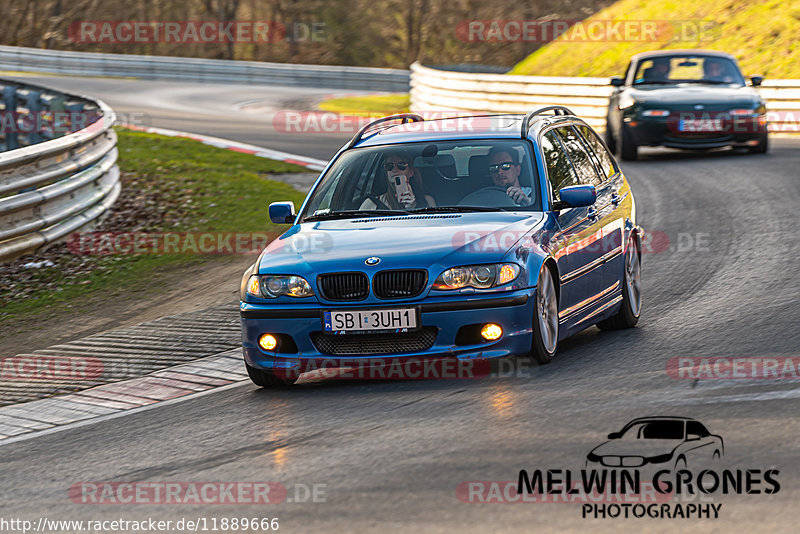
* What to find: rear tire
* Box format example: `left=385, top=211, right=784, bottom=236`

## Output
left=597, top=237, right=641, bottom=331
left=531, top=265, right=559, bottom=365
left=748, top=133, right=768, bottom=154
left=246, top=363, right=297, bottom=388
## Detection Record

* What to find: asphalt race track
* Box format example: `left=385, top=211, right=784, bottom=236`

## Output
left=2, top=75, right=799, bottom=533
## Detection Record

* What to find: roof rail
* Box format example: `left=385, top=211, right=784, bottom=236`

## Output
left=347, top=113, right=424, bottom=148
left=520, top=106, right=575, bottom=137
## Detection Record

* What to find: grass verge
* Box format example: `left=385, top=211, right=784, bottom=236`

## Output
left=318, top=93, right=410, bottom=116
left=510, top=0, right=800, bottom=78
left=0, top=128, right=309, bottom=321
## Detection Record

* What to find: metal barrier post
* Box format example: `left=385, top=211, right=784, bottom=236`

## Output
left=2, top=85, right=19, bottom=150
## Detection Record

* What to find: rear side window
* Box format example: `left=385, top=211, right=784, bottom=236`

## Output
left=540, top=131, right=579, bottom=200
left=576, top=124, right=618, bottom=181
left=686, top=421, right=710, bottom=437
left=555, top=126, right=602, bottom=187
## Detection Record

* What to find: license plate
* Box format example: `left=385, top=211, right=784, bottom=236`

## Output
left=679, top=118, right=722, bottom=132
left=323, top=308, right=417, bottom=333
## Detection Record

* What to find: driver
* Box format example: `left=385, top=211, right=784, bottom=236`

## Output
left=360, top=151, right=435, bottom=210
left=488, top=147, right=533, bottom=206
left=704, top=58, right=733, bottom=83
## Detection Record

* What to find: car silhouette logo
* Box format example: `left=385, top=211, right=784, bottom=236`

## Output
left=586, top=416, right=724, bottom=470
left=365, top=257, right=381, bottom=266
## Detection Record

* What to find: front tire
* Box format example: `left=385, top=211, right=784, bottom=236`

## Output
left=246, top=363, right=297, bottom=388
left=604, top=118, right=617, bottom=154
left=531, top=265, right=559, bottom=364
left=618, top=121, right=638, bottom=161
left=597, top=237, right=641, bottom=330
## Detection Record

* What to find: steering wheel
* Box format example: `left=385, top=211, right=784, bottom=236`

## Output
left=458, top=186, right=518, bottom=208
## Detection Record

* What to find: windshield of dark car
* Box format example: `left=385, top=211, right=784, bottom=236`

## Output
left=300, top=140, right=541, bottom=221
left=619, top=420, right=685, bottom=440
left=632, top=55, right=745, bottom=86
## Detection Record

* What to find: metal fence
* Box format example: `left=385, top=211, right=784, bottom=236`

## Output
left=0, top=78, right=119, bottom=262
left=410, top=63, right=800, bottom=133
left=0, top=45, right=410, bottom=92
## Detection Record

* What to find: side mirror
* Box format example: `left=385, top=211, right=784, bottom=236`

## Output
left=269, top=201, right=295, bottom=224
left=686, top=433, right=701, bottom=441
left=607, top=432, right=622, bottom=440
left=750, top=75, right=763, bottom=87
left=552, top=184, right=596, bottom=210
left=610, top=76, right=624, bottom=87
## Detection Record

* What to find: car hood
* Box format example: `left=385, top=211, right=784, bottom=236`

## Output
left=257, top=212, right=545, bottom=274
left=629, top=84, right=761, bottom=109
left=590, top=439, right=682, bottom=458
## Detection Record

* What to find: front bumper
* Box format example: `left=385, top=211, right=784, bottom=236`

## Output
left=626, top=115, right=767, bottom=149
left=240, top=289, right=536, bottom=374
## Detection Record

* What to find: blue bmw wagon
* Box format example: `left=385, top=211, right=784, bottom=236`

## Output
left=240, top=107, right=643, bottom=387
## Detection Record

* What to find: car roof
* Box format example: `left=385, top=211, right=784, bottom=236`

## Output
left=631, top=49, right=737, bottom=62
left=351, top=113, right=583, bottom=148
left=624, top=416, right=697, bottom=424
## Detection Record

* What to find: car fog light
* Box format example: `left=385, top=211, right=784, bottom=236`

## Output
left=259, top=334, right=278, bottom=351
left=480, top=323, right=503, bottom=341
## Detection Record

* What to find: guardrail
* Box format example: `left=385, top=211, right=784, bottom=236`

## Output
left=0, top=45, right=410, bottom=92
left=410, top=63, right=800, bottom=133
left=0, top=78, right=119, bottom=262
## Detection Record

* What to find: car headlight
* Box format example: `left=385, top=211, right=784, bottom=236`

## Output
left=646, top=453, right=674, bottom=464
left=641, top=109, right=670, bottom=117
left=433, top=263, right=520, bottom=290
left=246, top=275, right=314, bottom=298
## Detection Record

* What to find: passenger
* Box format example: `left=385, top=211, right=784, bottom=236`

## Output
left=360, top=151, right=435, bottom=210
left=487, top=147, right=533, bottom=206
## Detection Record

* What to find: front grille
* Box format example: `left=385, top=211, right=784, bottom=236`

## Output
left=311, top=327, right=438, bottom=355
left=373, top=269, right=427, bottom=299
left=318, top=272, right=369, bottom=301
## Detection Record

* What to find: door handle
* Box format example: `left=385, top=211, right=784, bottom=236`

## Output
left=587, top=208, right=598, bottom=220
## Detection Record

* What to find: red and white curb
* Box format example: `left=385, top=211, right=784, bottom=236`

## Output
left=0, top=349, right=248, bottom=444
left=123, top=125, right=327, bottom=171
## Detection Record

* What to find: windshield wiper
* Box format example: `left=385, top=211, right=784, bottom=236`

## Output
left=303, top=209, right=406, bottom=221
left=405, top=206, right=508, bottom=214
left=689, top=79, right=735, bottom=85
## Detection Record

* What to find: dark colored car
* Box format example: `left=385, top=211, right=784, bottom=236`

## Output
left=239, top=108, right=643, bottom=387
left=586, top=417, right=724, bottom=470
left=606, top=50, right=768, bottom=160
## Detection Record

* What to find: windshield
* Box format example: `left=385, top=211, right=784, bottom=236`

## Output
left=619, top=420, right=685, bottom=440
left=300, top=140, right=541, bottom=221
left=633, top=55, right=745, bottom=86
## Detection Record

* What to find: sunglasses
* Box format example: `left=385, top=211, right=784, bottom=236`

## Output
left=384, top=161, right=409, bottom=171
left=488, top=162, right=515, bottom=173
